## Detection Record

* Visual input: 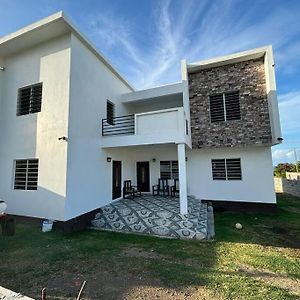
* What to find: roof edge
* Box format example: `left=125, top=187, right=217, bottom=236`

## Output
left=0, top=11, right=134, bottom=91
left=187, top=45, right=272, bottom=73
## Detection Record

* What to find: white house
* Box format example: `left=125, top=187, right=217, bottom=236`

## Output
left=0, top=12, right=282, bottom=224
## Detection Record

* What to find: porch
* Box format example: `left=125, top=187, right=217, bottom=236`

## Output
left=91, top=195, right=212, bottom=240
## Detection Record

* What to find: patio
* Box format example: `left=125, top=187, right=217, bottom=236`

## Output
left=91, top=195, right=212, bottom=240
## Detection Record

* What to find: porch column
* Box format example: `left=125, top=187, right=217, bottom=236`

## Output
left=177, top=143, right=188, bottom=215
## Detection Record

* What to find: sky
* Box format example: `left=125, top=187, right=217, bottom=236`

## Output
left=0, top=0, right=299, bottom=165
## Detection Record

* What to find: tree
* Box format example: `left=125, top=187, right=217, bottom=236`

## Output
left=274, top=162, right=299, bottom=178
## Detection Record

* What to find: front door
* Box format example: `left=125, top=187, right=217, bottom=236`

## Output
left=137, top=161, right=150, bottom=192
left=112, top=160, right=122, bottom=199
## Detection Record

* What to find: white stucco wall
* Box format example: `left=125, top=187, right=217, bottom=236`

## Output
left=102, top=145, right=275, bottom=204
left=187, top=146, right=276, bottom=203
left=64, top=34, right=132, bottom=220
left=0, top=35, right=71, bottom=220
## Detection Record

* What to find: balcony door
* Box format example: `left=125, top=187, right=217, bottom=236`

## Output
left=112, top=161, right=122, bottom=199
left=137, top=161, right=150, bottom=192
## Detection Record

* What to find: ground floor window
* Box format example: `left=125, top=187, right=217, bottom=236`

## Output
left=211, top=158, right=242, bottom=180
left=14, top=159, right=39, bottom=190
left=160, top=160, right=178, bottom=179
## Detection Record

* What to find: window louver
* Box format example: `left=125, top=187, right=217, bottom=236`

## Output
left=225, top=91, right=241, bottom=121
left=211, top=158, right=242, bottom=180
left=14, top=159, right=39, bottom=190
left=209, top=91, right=241, bottom=123
left=226, top=158, right=242, bottom=180
left=160, top=161, right=178, bottom=179
left=17, top=83, right=42, bottom=116
left=107, top=100, right=115, bottom=125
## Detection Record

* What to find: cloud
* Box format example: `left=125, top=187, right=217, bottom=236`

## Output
left=272, top=149, right=295, bottom=162
left=278, top=91, right=300, bottom=139
left=85, top=0, right=300, bottom=89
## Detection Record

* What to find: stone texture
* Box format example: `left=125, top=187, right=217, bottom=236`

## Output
left=189, top=58, right=272, bottom=148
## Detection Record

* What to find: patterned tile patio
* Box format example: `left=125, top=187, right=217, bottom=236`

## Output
left=91, top=195, right=210, bottom=240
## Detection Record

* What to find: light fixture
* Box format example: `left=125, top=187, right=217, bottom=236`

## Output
left=152, top=158, right=156, bottom=162
left=0, top=67, right=5, bottom=71
left=107, top=157, right=112, bottom=162
left=185, top=157, right=188, bottom=162
left=58, top=136, right=68, bottom=142
left=277, top=137, right=283, bottom=142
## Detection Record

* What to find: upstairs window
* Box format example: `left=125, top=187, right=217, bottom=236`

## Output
left=160, top=161, right=178, bottom=179
left=17, top=83, right=43, bottom=116
left=211, top=158, right=242, bottom=180
left=209, top=91, right=241, bottom=123
left=106, top=100, right=115, bottom=125
left=14, top=159, right=39, bottom=190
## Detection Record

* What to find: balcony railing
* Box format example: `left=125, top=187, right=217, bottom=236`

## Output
left=102, top=114, right=135, bottom=136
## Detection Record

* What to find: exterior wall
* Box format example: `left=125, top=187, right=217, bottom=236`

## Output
left=102, top=145, right=275, bottom=205
left=286, top=172, right=300, bottom=181
left=64, top=34, right=132, bottom=220
left=275, top=177, right=300, bottom=198
left=0, top=57, right=4, bottom=120
left=0, top=35, right=71, bottom=220
left=189, top=58, right=272, bottom=148
left=187, top=146, right=276, bottom=203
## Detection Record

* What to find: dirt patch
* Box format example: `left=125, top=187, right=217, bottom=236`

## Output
left=238, top=264, right=300, bottom=296
left=121, top=247, right=165, bottom=259
left=123, top=285, right=221, bottom=300
left=28, top=270, right=219, bottom=300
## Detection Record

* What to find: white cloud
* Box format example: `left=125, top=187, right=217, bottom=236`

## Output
left=278, top=91, right=300, bottom=139
left=85, top=0, right=300, bottom=89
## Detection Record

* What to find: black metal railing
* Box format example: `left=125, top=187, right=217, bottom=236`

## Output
left=102, top=114, right=135, bottom=136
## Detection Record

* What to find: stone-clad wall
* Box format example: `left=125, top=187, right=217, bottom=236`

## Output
left=189, top=58, right=272, bottom=149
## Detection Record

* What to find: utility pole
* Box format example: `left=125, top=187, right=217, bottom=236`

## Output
left=294, top=148, right=299, bottom=173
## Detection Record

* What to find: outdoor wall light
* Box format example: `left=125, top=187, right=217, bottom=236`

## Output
left=107, top=157, right=112, bottom=162
left=277, top=137, right=284, bottom=142
left=152, top=158, right=156, bottom=162
left=0, top=66, right=5, bottom=71
left=58, top=136, right=68, bottom=142
left=185, top=157, right=188, bottom=162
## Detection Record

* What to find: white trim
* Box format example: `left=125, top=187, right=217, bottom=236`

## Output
left=187, top=45, right=271, bottom=73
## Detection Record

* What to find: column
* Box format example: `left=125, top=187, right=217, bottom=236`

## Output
left=177, top=143, right=188, bottom=215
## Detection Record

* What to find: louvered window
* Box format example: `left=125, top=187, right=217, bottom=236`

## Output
left=160, top=161, right=178, bottom=179
left=209, top=91, right=240, bottom=123
left=212, top=158, right=242, bottom=180
left=17, top=83, right=42, bottom=116
left=107, top=100, right=115, bottom=125
left=14, top=159, right=39, bottom=190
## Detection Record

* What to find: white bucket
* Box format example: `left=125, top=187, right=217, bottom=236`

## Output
left=42, top=220, right=53, bottom=232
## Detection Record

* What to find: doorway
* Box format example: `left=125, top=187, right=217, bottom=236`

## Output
left=137, top=161, right=150, bottom=192
left=112, top=160, right=122, bottom=199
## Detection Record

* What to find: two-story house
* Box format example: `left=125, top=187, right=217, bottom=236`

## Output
left=0, top=12, right=281, bottom=225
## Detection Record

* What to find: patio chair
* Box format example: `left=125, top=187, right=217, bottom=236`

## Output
left=171, top=178, right=180, bottom=197
left=152, top=178, right=170, bottom=197
left=123, top=180, right=141, bottom=199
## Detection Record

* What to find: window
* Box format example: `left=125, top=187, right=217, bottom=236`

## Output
left=17, top=83, right=42, bottom=116
left=211, top=158, right=242, bottom=180
left=106, top=100, right=115, bottom=125
left=160, top=161, right=178, bottom=179
left=209, top=91, right=241, bottom=123
left=14, top=159, right=39, bottom=190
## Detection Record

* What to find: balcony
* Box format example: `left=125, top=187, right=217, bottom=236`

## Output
left=101, top=107, right=188, bottom=148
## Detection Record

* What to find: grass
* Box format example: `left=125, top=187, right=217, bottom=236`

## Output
left=0, top=193, right=300, bottom=299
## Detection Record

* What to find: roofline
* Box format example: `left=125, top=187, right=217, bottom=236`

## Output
left=187, top=45, right=272, bottom=73
left=0, top=11, right=134, bottom=91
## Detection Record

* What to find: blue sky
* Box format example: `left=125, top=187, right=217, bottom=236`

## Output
left=0, top=0, right=299, bottom=164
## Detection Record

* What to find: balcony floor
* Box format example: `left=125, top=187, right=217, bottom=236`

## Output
left=91, top=195, right=212, bottom=240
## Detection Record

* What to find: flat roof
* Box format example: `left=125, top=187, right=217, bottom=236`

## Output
left=0, top=11, right=134, bottom=91
left=187, top=46, right=271, bottom=73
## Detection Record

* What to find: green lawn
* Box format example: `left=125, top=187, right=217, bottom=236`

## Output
left=0, top=193, right=300, bottom=299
